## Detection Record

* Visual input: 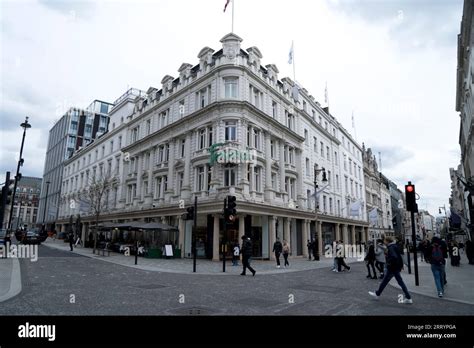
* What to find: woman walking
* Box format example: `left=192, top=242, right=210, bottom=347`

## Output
left=282, top=240, right=290, bottom=267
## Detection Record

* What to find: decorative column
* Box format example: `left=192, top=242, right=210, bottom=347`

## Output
left=178, top=216, right=185, bottom=258
left=268, top=216, right=276, bottom=260
left=343, top=224, right=349, bottom=244
left=279, top=140, right=286, bottom=201
left=166, top=139, right=175, bottom=201
left=182, top=132, right=192, bottom=200
left=351, top=225, right=356, bottom=244
left=302, top=219, right=309, bottom=257
left=284, top=217, right=290, bottom=243
left=295, top=149, right=305, bottom=207
left=213, top=215, right=220, bottom=261
left=335, top=223, right=341, bottom=241
left=361, top=226, right=366, bottom=243
left=136, top=154, right=142, bottom=202
left=317, top=221, right=323, bottom=258
left=145, top=147, right=154, bottom=205
left=264, top=131, right=272, bottom=201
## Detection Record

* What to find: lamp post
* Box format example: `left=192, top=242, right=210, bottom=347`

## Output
left=42, top=180, right=51, bottom=226
left=314, top=164, right=327, bottom=260
left=7, top=117, right=31, bottom=231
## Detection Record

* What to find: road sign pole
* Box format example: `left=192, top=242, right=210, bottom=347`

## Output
left=223, top=197, right=227, bottom=273
left=193, top=196, right=197, bottom=273
left=410, top=210, right=419, bottom=286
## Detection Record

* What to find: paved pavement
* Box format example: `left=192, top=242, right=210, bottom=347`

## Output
left=0, top=257, right=22, bottom=303
left=0, top=243, right=473, bottom=315
left=390, top=254, right=474, bottom=305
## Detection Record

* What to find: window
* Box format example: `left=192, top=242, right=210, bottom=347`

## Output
left=107, top=160, right=112, bottom=175
left=159, top=109, right=168, bottom=128
left=284, top=146, right=288, bottom=162
left=196, top=85, right=211, bottom=109
left=177, top=172, right=184, bottom=192
left=253, top=129, right=260, bottom=149
left=320, top=142, right=324, bottom=157
left=143, top=181, right=148, bottom=196
left=326, top=146, right=330, bottom=161
left=325, top=121, right=328, bottom=130
left=272, top=101, right=277, bottom=118
left=289, top=148, right=294, bottom=164
left=207, top=167, right=212, bottom=191
left=180, top=139, right=186, bottom=157
left=131, top=127, right=139, bottom=142
left=303, top=100, right=307, bottom=112
left=118, top=136, right=122, bottom=149
left=115, top=158, right=120, bottom=175
left=304, top=129, right=308, bottom=144
left=334, top=151, right=338, bottom=165
left=349, top=159, right=353, bottom=174
left=208, top=126, right=213, bottom=146
left=323, top=195, right=327, bottom=213
left=350, top=179, right=354, bottom=196
left=88, top=154, right=91, bottom=165
left=271, top=173, right=277, bottom=189
left=254, top=167, right=261, bottom=192
left=110, top=140, right=114, bottom=154
left=312, top=110, right=316, bottom=120
left=313, top=137, right=317, bottom=152
left=336, top=174, right=339, bottom=190
left=146, top=119, right=151, bottom=135
left=319, top=116, right=322, bottom=124
left=329, top=198, right=333, bottom=214
left=225, top=121, right=236, bottom=141
left=224, top=77, right=238, bottom=98
left=305, top=158, right=310, bottom=176
left=199, top=129, right=206, bottom=150
left=344, top=176, right=348, bottom=192
left=328, top=170, right=331, bottom=186
left=343, top=154, right=347, bottom=170
left=179, top=99, right=185, bottom=117
left=197, top=166, right=205, bottom=191
left=224, top=167, right=236, bottom=187
left=270, top=140, right=275, bottom=158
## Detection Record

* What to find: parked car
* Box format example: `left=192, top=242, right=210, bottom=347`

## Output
left=0, top=229, right=7, bottom=245
left=22, top=231, right=42, bottom=245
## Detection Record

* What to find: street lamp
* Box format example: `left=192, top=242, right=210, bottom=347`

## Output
left=439, top=205, right=449, bottom=237
left=7, top=116, right=31, bottom=231
left=42, top=180, right=51, bottom=226
left=314, top=164, right=327, bottom=260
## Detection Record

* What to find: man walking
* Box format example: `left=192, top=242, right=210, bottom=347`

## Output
left=369, top=236, right=413, bottom=304
left=426, top=236, right=448, bottom=298
left=68, top=232, right=74, bottom=251
left=240, top=235, right=256, bottom=276
left=307, top=240, right=313, bottom=260
left=273, top=237, right=283, bottom=268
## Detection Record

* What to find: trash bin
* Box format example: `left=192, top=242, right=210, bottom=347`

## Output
left=146, top=248, right=162, bottom=259
left=174, top=248, right=181, bottom=258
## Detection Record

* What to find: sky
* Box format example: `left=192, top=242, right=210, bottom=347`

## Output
left=0, top=0, right=464, bottom=217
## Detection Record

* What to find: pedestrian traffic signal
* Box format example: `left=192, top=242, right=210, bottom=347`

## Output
left=4, top=179, right=14, bottom=205
left=185, top=206, right=195, bottom=220
left=405, top=182, right=417, bottom=212
left=225, top=195, right=237, bottom=222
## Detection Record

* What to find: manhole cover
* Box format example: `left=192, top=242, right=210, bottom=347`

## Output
left=291, top=285, right=348, bottom=293
left=131, top=284, right=167, bottom=290
left=167, top=306, right=219, bottom=315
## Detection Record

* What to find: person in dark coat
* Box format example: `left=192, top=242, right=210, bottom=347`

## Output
left=465, top=240, right=474, bottom=265
left=364, top=241, right=377, bottom=279
left=68, top=232, right=74, bottom=251
left=240, top=235, right=256, bottom=276
left=307, top=240, right=313, bottom=260
left=273, top=237, right=283, bottom=268
left=426, top=236, right=448, bottom=297
left=369, top=236, right=412, bottom=303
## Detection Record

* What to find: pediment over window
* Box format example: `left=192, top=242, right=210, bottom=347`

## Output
left=266, top=64, right=279, bottom=81
left=220, top=33, right=243, bottom=60
left=161, top=75, right=175, bottom=92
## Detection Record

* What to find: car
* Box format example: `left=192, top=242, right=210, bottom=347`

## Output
left=22, top=231, right=42, bottom=245
left=0, top=229, right=7, bottom=246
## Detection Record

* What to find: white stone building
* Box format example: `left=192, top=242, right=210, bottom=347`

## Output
left=56, top=33, right=369, bottom=260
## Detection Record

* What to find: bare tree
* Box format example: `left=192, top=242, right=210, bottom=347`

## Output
left=77, top=172, right=117, bottom=254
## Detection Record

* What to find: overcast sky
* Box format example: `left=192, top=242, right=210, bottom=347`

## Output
left=0, top=0, right=463, bottom=217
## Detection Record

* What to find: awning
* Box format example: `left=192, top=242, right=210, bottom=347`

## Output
left=134, top=222, right=178, bottom=231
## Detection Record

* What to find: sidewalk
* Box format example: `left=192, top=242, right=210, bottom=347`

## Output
left=0, top=257, right=22, bottom=303
left=43, top=238, right=363, bottom=275
left=389, top=254, right=474, bottom=305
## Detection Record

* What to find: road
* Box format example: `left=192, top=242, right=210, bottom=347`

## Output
left=1, top=245, right=473, bottom=315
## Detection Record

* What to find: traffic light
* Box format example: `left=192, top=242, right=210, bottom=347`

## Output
left=184, top=206, right=195, bottom=220
left=405, top=182, right=417, bottom=213
left=4, top=179, right=14, bottom=205
left=225, top=196, right=237, bottom=222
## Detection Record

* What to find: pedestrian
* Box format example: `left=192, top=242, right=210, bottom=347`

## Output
left=240, top=235, right=256, bottom=276
left=336, top=240, right=351, bottom=272
left=312, top=241, right=319, bottom=261
left=465, top=240, right=474, bottom=265
left=232, top=240, right=240, bottom=266
left=273, top=237, right=283, bottom=268
left=365, top=240, right=377, bottom=279
left=369, top=236, right=413, bottom=303
left=427, top=236, right=448, bottom=297
left=282, top=240, right=290, bottom=267
left=68, top=232, right=74, bottom=251
left=375, top=239, right=386, bottom=279
left=332, top=240, right=339, bottom=272
left=307, top=239, right=313, bottom=261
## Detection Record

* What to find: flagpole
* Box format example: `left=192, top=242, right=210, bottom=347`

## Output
left=292, top=40, right=296, bottom=83
left=232, top=0, right=234, bottom=33
left=352, top=110, right=358, bottom=141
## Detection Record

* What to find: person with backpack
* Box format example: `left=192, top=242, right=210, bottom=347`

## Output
left=282, top=240, right=290, bottom=268
left=273, top=237, right=283, bottom=268
left=240, top=235, right=256, bottom=276
left=369, top=236, right=413, bottom=303
left=427, top=236, right=448, bottom=298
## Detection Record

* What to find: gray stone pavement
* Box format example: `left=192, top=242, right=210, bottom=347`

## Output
left=42, top=237, right=362, bottom=275
left=0, top=257, right=22, bottom=303
left=1, top=245, right=473, bottom=315
left=390, top=254, right=474, bottom=305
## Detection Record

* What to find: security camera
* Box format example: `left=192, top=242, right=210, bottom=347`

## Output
left=152, top=204, right=157, bottom=208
